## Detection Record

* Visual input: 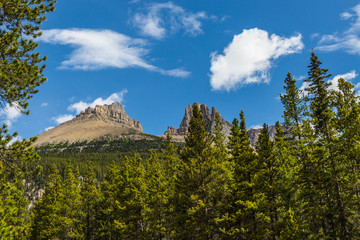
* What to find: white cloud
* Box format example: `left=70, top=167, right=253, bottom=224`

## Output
left=68, top=90, right=128, bottom=114
left=0, top=103, right=22, bottom=127
left=41, top=102, right=48, bottom=107
left=52, top=114, right=75, bottom=125
left=209, top=28, right=304, bottom=91
left=131, top=2, right=208, bottom=39
left=328, top=70, right=358, bottom=91
left=38, top=28, right=190, bottom=77
left=317, top=3, right=360, bottom=55
left=299, top=70, right=358, bottom=95
left=44, top=126, right=54, bottom=131
left=341, top=12, right=353, bottom=20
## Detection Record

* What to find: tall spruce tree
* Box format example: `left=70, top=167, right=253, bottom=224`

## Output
left=113, top=154, right=147, bottom=239
left=222, top=110, right=258, bottom=239
left=144, top=151, right=170, bottom=239
left=80, top=161, right=100, bottom=240
left=30, top=164, right=64, bottom=239
left=280, top=72, right=304, bottom=140
left=173, top=103, right=225, bottom=239
left=255, top=123, right=278, bottom=239
left=62, top=166, right=82, bottom=239
left=304, top=50, right=332, bottom=137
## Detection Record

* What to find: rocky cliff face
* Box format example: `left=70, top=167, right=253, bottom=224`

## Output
left=165, top=103, right=232, bottom=137
left=247, top=125, right=277, bottom=147
left=164, top=103, right=277, bottom=146
left=66, top=102, right=143, bottom=132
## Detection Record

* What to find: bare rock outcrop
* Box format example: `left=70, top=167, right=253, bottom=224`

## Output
left=66, top=102, right=142, bottom=132
left=165, top=103, right=232, bottom=137
left=164, top=103, right=278, bottom=146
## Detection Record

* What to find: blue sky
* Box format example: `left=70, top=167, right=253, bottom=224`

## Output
left=4, top=0, right=360, bottom=140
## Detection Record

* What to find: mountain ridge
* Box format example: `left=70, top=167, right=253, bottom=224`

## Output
left=35, top=101, right=276, bottom=147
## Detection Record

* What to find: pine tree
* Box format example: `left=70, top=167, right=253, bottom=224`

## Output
left=0, top=127, right=39, bottom=239
left=144, top=151, right=170, bottom=239
left=173, top=103, right=225, bottom=239
left=80, top=161, right=100, bottom=240
left=0, top=0, right=56, bottom=237
left=222, top=110, right=259, bottom=239
left=113, top=154, right=147, bottom=239
left=161, top=134, right=180, bottom=239
left=96, top=162, right=121, bottom=239
left=62, top=165, right=82, bottom=239
left=304, top=50, right=332, bottom=137
left=30, top=164, right=64, bottom=239
left=0, top=0, right=56, bottom=111
left=280, top=72, right=304, bottom=140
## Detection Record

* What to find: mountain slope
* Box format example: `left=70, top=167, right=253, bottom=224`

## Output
left=34, top=102, right=144, bottom=146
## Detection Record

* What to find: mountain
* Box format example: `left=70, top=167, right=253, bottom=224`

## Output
left=164, top=103, right=232, bottom=141
left=163, top=102, right=277, bottom=146
left=35, top=101, right=277, bottom=148
left=34, top=102, right=145, bottom=146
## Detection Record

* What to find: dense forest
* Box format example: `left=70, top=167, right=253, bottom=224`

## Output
left=3, top=51, right=360, bottom=239
left=2, top=0, right=360, bottom=239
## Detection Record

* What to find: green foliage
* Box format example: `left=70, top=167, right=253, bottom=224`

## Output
left=174, top=103, right=227, bottom=239
left=0, top=0, right=55, bottom=112
left=8, top=49, right=360, bottom=239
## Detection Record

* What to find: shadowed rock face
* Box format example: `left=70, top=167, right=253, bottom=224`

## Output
left=164, top=103, right=277, bottom=146
left=165, top=103, right=232, bottom=137
left=34, top=102, right=143, bottom=146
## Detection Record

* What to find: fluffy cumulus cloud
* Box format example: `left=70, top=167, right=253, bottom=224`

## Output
left=317, top=3, right=360, bottom=55
left=0, top=103, right=22, bottom=127
left=68, top=90, right=128, bottom=114
left=131, top=2, right=208, bottom=39
left=210, top=28, right=304, bottom=91
left=38, top=28, right=190, bottom=77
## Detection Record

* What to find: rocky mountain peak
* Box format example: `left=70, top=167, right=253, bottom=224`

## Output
left=165, top=103, right=232, bottom=137
left=71, top=102, right=143, bottom=132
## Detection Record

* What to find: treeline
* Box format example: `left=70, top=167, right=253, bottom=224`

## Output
left=36, top=136, right=172, bottom=154
left=3, top=52, right=360, bottom=239
left=34, top=137, right=184, bottom=186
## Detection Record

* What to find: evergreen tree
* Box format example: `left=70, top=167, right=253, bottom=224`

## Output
left=0, top=0, right=55, bottom=237
left=30, top=164, right=64, bottom=239
left=0, top=127, right=39, bottom=239
left=113, top=155, right=147, bottom=239
left=62, top=165, right=82, bottom=239
left=280, top=72, right=304, bottom=140
left=96, top=162, right=121, bottom=239
left=222, top=110, right=259, bottom=239
left=304, top=50, right=332, bottom=137
left=80, top=161, right=100, bottom=240
left=173, top=103, right=225, bottom=239
left=144, top=151, right=170, bottom=239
